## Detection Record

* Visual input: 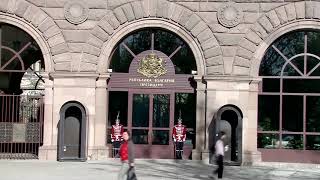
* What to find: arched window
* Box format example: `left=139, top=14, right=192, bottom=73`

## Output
left=109, top=28, right=196, bottom=74
left=258, top=31, right=320, bottom=157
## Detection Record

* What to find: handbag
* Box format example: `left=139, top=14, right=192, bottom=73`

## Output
left=127, top=166, right=137, bottom=180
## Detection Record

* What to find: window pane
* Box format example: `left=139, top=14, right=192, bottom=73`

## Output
left=282, top=64, right=301, bottom=76
left=283, top=79, right=320, bottom=93
left=307, top=31, right=320, bottom=57
left=306, top=135, right=320, bottom=150
left=306, top=56, right=320, bottom=76
left=258, top=95, right=279, bottom=131
left=290, top=56, right=304, bottom=75
left=282, top=96, right=303, bottom=132
left=152, top=130, right=169, bottom=145
left=281, top=134, right=303, bottom=149
left=153, top=94, right=169, bottom=128
left=259, top=47, right=286, bottom=76
left=257, top=133, right=279, bottom=149
left=262, top=78, right=280, bottom=92
left=274, top=31, right=304, bottom=59
left=108, top=91, right=128, bottom=127
left=175, top=93, right=196, bottom=128
left=306, top=96, right=320, bottom=132
left=132, top=129, right=148, bottom=144
left=132, top=94, right=149, bottom=127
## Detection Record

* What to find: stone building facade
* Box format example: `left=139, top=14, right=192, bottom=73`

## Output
left=0, top=0, right=320, bottom=164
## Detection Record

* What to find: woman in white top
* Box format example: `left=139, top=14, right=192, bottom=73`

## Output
left=213, top=131, right=226, bottom=179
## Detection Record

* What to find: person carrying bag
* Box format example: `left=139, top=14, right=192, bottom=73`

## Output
left=118, top=131, right=137, bottom=180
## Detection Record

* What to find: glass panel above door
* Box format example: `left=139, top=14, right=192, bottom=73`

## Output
left=132, top=94, right=149, bottom=127
left=153, top=94, right=170, bottom=128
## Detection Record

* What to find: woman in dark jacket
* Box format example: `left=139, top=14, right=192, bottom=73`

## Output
left=118, top=131, right=135, bottom=180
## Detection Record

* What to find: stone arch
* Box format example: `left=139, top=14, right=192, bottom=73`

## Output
left=0, top=0, right=70, bottom=72
left=233, top=1, right=319, bottom=76
left=83, top=0, right=222, bottom=75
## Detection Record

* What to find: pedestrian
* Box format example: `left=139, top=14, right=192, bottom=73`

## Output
left=118, top=131, right=136, bottom=180
left=212, top=131, right=227, bottom=179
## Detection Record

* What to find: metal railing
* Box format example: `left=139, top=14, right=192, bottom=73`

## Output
left=0, top=95, right=44, bottom=159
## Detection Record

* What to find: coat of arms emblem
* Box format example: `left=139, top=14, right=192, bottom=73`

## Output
left=137, top=53, right=167, bottom=78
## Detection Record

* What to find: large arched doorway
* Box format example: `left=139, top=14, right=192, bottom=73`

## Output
left=0, top=24, right=45, bottom=159
left=58, top=102, right=86, bottom=161
left=258, top=30, right=320, bottom=163
left=107, top=28, right=197, bottom=159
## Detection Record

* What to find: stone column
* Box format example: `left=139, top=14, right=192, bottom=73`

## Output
left=192, top=77, right=207, bottom=161
left=88, top=74, right=110, bottom=160
left=39, top=73, right=56, bottom=160
left=243, top=80, right=262, bottom=165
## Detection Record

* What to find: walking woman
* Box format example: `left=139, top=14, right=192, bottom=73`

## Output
left=118, top=131, right=135, bottom=180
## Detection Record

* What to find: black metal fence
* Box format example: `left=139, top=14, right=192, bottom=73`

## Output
left=0, top=95, right=44, bottom=159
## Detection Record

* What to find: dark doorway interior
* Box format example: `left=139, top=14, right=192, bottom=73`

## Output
left=221, top=110, right=238, bottom=162
left=58, top=102, right=86, bottom=161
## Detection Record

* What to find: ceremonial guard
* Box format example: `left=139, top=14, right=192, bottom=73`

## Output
left=111, top=112, right=124, bottom=157
left=172, top=114, right=187, bottom=159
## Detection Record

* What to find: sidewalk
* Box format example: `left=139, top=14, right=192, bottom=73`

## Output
left=0, top=159, right=319, bottom=180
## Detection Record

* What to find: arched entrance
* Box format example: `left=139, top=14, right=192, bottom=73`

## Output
left=212, top=105, right=243, bottom=165
left=107, top=28, right=197, bottom=159
left=58, top=102, right=86, bottom=161
left=0, top=23, right=45, bottom=159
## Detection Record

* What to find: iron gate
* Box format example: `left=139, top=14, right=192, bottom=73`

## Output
left=0, top=95, right=44, bottom=159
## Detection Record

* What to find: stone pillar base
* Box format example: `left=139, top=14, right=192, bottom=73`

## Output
left=87, top=146, right=110, bottom=160
left=38, top=145, right=57, bottom=160
left=242, top=151, right=262, bottom=165
left=201, top=150, right=211, bottom=165
left=192, top=150, right=201, bottom=160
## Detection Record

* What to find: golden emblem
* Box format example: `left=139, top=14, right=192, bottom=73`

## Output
left=137, top=53, right=167, bottom=78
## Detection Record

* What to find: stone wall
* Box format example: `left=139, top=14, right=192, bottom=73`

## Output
left=0, top=0, right=316, bottom=76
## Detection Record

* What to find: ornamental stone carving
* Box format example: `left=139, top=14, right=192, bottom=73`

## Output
left=217, top=2, right=243, bottom=28
left=64, top=0, right=88, bottom=25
